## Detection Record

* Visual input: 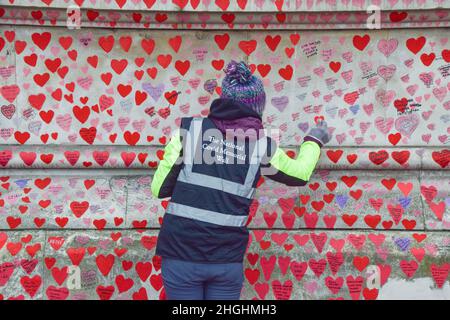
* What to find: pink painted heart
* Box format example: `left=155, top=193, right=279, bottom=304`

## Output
left=1, top=104, right=15, bottom=119
left=377, top=39, right=398, bottom=57
left=377, top=65, right=396, bottom=81
left=374, top=116, right=394, bottom=134
left=432, top=87, right=447, bottom=102
left=395, top=114, right=420, bottom=137
left=375, top=89, right=395, bottom=108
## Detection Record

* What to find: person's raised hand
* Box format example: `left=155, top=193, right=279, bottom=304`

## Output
left=306, top=120, right=331, bottom=146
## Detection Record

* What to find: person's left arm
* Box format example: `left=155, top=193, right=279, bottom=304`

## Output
left=150, top=130, right=184, bottom=198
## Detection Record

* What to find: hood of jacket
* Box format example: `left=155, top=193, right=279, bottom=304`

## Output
left=207, top=98, right=264, bottom=139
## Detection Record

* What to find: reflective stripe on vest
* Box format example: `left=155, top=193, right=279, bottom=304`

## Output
left=177, top=118, right=267, bottom=199
left=167, top=117, right=267, bottom=227
left=166, top=202, right=248, bottom=227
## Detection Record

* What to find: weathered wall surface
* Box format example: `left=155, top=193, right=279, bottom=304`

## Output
left=0, top=1, right=449, bottom=300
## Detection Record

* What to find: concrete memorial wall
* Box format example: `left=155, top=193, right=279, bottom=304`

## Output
left=0, top=0, right=449, bottom=300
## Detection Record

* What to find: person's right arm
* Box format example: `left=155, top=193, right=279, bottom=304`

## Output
left=261, top=139, right=321, bottom=186
left=261, top=120, right=331, bottom=186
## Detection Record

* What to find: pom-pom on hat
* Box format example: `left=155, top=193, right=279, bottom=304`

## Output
left=220, top=60, right=266, bottom=117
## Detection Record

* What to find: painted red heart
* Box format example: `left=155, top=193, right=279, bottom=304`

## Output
left=352, top=34, right=370, bottom=51
left=238, top=40, right=257, bottom=56
left=406, top=36, right=425, bottom=54
left=96, top=254, right=115, bottom=276
left=329, top=61, right=341, bottom=73
left=31, top=31, right=51, bottom=50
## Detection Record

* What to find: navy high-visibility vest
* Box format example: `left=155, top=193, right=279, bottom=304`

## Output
left=155, top=116, right=268, bottom=263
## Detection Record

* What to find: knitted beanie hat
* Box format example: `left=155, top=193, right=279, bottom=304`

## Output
left=220, top=60, right=266, bottom=117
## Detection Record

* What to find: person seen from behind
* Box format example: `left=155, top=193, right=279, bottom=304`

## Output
left=151, top=60, right=332, bottom=300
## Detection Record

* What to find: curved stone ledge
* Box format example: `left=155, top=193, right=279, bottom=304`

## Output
left=0, top=7, right=449, bottom=30
left=0, top=170, right=448, bottom=231
left=1, top=0, right=449, bottom=12
left=0, top=146, right=448, bottom=170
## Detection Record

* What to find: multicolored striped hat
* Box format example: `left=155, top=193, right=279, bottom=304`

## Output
left=220, top=60, right=266, bottom=117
